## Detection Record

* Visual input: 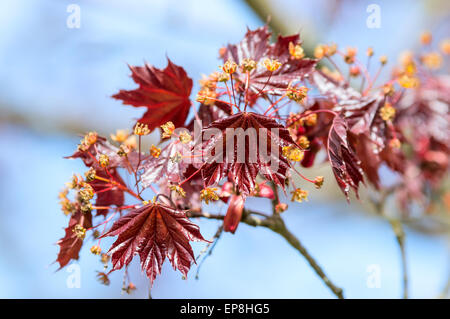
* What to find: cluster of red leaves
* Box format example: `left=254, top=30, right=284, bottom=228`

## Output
left=56, top=25, right=449, bottom=288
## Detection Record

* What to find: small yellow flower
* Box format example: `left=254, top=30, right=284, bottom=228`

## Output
left=282, top=145, right=304, bottom=162
left=366, top=47, right=374, bottom=57
left=161, top=121, right=175, bottom=139
left=440, top=39, right=450, bottom=55
left=297, top=136, right=310, bottom=149
left=291, top=188, right=308, bottom=203
left=314, top=44, right=328, bottom=59
left=379, top=102, right=396, bottom=122
left=73, top=224, right=86, bottom=240
left=134, top=122, right=150, bottom=136
left=389, top=138, right=401, bottom=149
left=200, top=187, right=219, bottom=204
left=263, top=58, right=282, bottom=72
left=179, top=131, right=192, bottom=144
left=383, top=83, right=395, bottom=97
left=220, top=60, right=237, bottom=74
left=420, top=31, right=432, bottom=45
left=217, top=72, right=230, bottom=82
left=289, top=42, right=305, bottom=59
left=344, top=47, right=357, bottom=64
left=84, top=167, right=96, bottom=182
left=240, top=58, right=257, bottom=72
left=84, top=131, right=98, bottom=146
left=98, top=154, right=109, bottom=168
left=286, top=86, right=308, bottom=103
left=78, top=185, right=94, bottom=203
left=379, top=55, right=388, bottom=65
left=314, top=176, right=324, bottom=189
left=90, top=245, right=101, bottom=255
left=150, top=144, right=161, bottom=158
left=398, top=75, right=419, bottom=88
left=421, top=52, right=442, bottom=70
left=169, top=184, right=186, bottom=197
left=196, top=88, right=217, bottom=105
left=110, top=129, right=129, bottom=143
left=303, top=113, right=317, bottom=126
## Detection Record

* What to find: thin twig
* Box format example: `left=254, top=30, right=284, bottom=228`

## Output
left=187, top=209, right=345, bottom=299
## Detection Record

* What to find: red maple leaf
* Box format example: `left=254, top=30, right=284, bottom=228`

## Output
left=327, top=115, right=364, bottom=200
left=112, top=58, right=193, bottom=130
left=56, top=210, right=92, bottom=268
left=89, top=168, right=125, bottom=217
left=199, top=112, right=296, bottom=195
left=141, top=140, right=191, bottom=189
left=221, top=26, right=316, bottom=103
left=101, top=202, right=206, bottom=285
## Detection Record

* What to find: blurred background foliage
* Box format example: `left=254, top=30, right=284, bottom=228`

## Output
left=0, top=0, right=448, bottom=298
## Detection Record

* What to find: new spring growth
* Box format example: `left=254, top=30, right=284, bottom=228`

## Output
left=283, top=145, right=304, bottom=162
left=344, top=47, right=357, bottom=64
left=78, top=131, right=98, bottom=151
left=314, top=176, right=324, bottom=189
left=98, top=154, right=109, bottom=168
left=379, top=55, right=388, bottom=65
left=90, top=245, right=101, bottom=255
left=73, top=224, right=86, bottom=240
left=380, top=102, right=396, bottom=122
left=161, top=121, right=175, bottom=138
left=286, top=86, right=308, bottom=103
left=134, top=122, right=150, bottom=136
left=200, top=187, right=219, bottom=204
left=150, top=145, right=161, bottom=158
left=297, top=136, right=310, bottom=149
left=179, top=131, right=192, bottom=144
left=240, top=58, right=257, bottom=72
left=263, top=58, right=282, bottom=72
left=289, top=42, right=305, bottom=59
left=221, top=60, right=237, bottom=74
left=169, top=184, right=186, bottom=197
left=291, top=188, right=308, bottom=203
left=302, top=112, right=317, bottom=126
left=84, top=167, right=96, bottom=182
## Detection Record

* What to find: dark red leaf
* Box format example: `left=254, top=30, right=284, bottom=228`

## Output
left=112, top=59, right=193, bottom=130
left=199, top=112, right=296, bottom=195
left=56, top=210, right=92, bottom=268
left=327, top=116, right=364, bottom=200
left=222, top=26, right=316, bottom=103
left=101, top=203, right=206, bottom=285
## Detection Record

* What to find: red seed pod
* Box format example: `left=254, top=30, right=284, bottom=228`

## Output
left=224, top=195, right=245, bottom=234
left=220, top=182, right=234, bottom=203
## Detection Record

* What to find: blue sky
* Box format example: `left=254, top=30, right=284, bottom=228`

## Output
left=0, top=0, right=448, bottom=298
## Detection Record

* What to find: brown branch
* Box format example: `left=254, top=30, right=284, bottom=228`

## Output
left=188, top=209, right=345, bottom=299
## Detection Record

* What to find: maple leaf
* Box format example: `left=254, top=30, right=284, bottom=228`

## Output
left=101, top=203, right=206, bottom=285
left=56, top=210, right=92, bottom=268
left=327, top=115, right=364, bottom=200
left=89, top=168, right=125, bottom=217
left=199, top=112, right=296, bottom=195
left=222, top=26, right=316, bottom=103
left=141, top=140, right=191, bottom=189
left=112, top=58, right=193, bottom=130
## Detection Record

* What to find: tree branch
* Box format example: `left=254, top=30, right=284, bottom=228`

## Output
left=188, top=209, right=345, bottom=299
